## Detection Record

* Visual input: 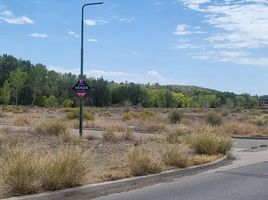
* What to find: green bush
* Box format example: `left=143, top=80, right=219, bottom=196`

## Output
left=42, top=95, right=58, bottom=108
left=187, top=127, right=232, bottom=155
left=168, top=110, right=184, bottom=124
left=205, top=111, right=223, bottom=126
left=62, top=100, right=74, bottom=108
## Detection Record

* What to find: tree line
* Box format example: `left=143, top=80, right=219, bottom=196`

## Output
left=0, top=54, right=261, bottom=108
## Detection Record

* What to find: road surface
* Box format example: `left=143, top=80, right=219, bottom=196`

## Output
left=92, top=138, right=268, bottom=200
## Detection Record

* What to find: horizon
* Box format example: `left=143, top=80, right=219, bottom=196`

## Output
left=1, top=0, right=268, bottom=95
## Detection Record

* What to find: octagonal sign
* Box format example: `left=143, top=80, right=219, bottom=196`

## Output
left=73, top=79, right=90, bottom=98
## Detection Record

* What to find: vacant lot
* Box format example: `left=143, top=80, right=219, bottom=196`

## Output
left=1, top=106, right=266, bottom=198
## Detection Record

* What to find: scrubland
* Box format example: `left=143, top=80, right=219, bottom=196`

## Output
left=1, top=105, right=266, bottom=198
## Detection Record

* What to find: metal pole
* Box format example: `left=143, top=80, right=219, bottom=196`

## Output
left=80, top=2, right=103, bottom=137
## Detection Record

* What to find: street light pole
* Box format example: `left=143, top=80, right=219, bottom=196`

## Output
left=80, top=2, right=103, bottom=137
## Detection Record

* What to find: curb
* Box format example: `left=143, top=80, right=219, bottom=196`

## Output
left=4, top=156, right=228, bottom=200
left=232, top=135, right=268, bottom=140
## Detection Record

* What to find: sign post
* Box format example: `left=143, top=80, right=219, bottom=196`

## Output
left=73, top=79, right=90, bottom=137
left=77, top=2, right=103, bottom=137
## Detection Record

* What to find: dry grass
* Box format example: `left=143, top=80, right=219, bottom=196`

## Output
left=66, top=108, right=94, bottom=121
left=187, top=125, right=232, bottom=155
left=160, top=145, right=190, bottom=168
left=191, top=154, right=219, bottom=165
left=103, top=130, right=120, bottom=143
left=35, top=119, right=68, bottom=136
left=223, top=122, right=258, bottom=136
left=0, top=146, right=90, bottom=195
left=127, top=147, right=161, bottom=176
left=14, top=116, right=30, bottom=126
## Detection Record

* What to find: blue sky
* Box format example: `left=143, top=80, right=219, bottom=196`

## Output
left=0, top=0, right=268, bottom=95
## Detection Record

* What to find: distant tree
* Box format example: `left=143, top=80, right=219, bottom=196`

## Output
left=9, top=68, right=28, bottom=105
left=0, top=80, right=11, bottom=105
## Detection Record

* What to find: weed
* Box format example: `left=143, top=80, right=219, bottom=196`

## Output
left=35, top=119, right=68, bottom=136
left=191, top=154, right=219, bottom=165
left=120, top=130, right=135, bottom=141
left=66, top=108, right=94, bottom=121
left=128, top=147, right=161, bottom=176
left=103, top=130, right=120, bottom=143
left=187, top=126, right=232, bottom=155
left=168, top=110, right=184, bottom=124
left=14, top=116, right=30, bottom=126
left=205, top=111, right=223, bottom=126
left=161, top=145, right=189, bottom=168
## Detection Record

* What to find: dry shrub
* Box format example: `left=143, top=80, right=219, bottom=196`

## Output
left=191, top=154, right=219, bottom=165
left=122, top=111, right=139, bottom=121
left=120, top=130, right=134, bottom=141
left=188, top=125, right=232, bottom=155
left=60, top=132, right=81, bottom=145
left=160, top=145, right=189, bottom=168
left=36, top=119, right=68, bottom=136
left=66, top=108, right=94, bottom=121
left=14, top=116, right=30, bottom=126
left=168, top=110, right=184, bottom=124
left=0, top=133, right=19, bottom=153
left=128, top=147, right=161, bottom=176
left=205, top=111, right=223, bottom=126
left=133, top=120, right=166, bottom=133
left=41, top=146, right=90, bottom=190
left=0, top=146, right=90, bottom=195
left=0, top=147, right=43, bottom=195
left=164, top=131, right=181, bottom=144
left=223, top=122, right=257, bottom=136
left=103, top=130, right=120, bottom=143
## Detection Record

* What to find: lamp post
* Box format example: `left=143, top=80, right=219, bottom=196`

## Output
left=79, top=2, right=103, bottom=137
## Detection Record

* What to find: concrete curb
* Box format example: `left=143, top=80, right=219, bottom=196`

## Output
left=232, top=135, right=268, bottom=140
left=4, top=156, right=228, bottom=200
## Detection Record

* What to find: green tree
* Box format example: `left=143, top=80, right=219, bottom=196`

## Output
left=9, top=68, right=28, bottom=105
left=0, top=80, right=11, bottom=105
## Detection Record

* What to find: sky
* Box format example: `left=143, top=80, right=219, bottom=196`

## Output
left=0, top=0, right=268, bottom=95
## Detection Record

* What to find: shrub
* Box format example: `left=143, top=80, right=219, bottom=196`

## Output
left=0, top=146, right=90, bottom=195
left=205, top=111, right=223, bottom=126
left=187, top=126, right=232, bottom=155
left=36, top=119, right=68, bottom=136
left=42, top=95, right=58, bottom=108
left=120, top=130, right=134, bottom=141
left=165, top=131, right=181, bottom=144
left=0, top=147, right=43, bottom=194
left=161, top=145, right=189, bottom=168
left=103, top=130, right=120, bottom=143
left=41, top=146, right=89, bottom=190
left=223, top=122, right=257, bottom=136
left=62, top=100, right=74, bottom=108
left=168, top=110, right=184, bottom=124
left=128, top=147, right=161, bottom=176
left=66, top=108, right=94, bottom=121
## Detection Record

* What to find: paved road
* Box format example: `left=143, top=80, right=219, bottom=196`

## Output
left=92, top=139, right=268, bottom=200
left=94, top=161, right=268, bottom=200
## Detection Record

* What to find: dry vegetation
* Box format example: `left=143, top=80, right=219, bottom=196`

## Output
left=1, top=105, right=267, bottom=198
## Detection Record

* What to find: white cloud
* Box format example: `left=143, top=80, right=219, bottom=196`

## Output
left=174, top=24, right=192, bottom=35
left=30, top=33, right=48, bottom=38
left=68, top=31, right=79, bottom=38
left=84, top=19, right=96, bottom=26
left=177, top=0, right=268, bottom=66
left=88, top=38, right=98, bottom=42
left=84, top=18, right=110, bottom=26
left=0, top=10, right=34, bottom=24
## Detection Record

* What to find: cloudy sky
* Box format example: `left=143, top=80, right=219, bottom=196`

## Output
left=0, top=0, right=268, bottom=95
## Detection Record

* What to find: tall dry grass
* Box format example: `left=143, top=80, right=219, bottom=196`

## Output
left=127, top=147, right=161, bottom=176
left=0, top=146, right=90, bottom=195
left=187, top=125, right=232, bottom=155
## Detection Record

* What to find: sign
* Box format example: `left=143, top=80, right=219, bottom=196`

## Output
left=73, top=79, right=90, bottom=98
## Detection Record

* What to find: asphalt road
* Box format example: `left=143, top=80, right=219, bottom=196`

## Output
left=93, top=161, right=268, bottom=200
left=92, top=139, right=268, bottom=200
